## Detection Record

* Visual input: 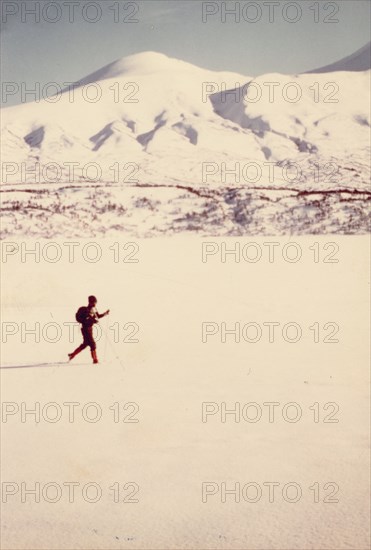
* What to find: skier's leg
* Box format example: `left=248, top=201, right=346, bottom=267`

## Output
left=68, top=344, right=86, bottom=360
left=68, top=328, right=88, bottom=361
left=88, top=328, right=98, bottom=364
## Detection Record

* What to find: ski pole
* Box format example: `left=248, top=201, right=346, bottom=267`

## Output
left=101, top=322, right=125, bottom=371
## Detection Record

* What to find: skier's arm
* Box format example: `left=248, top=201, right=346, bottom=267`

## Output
left=97, top=310, right=110, bottom=319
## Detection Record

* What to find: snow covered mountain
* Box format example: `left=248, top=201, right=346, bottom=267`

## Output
left=1, top=49, right=370, bottom=236
left=307, top=42, right=371, bottom=73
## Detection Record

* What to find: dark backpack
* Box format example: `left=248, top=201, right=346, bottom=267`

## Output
left=76, top=306, right=88, bottom=324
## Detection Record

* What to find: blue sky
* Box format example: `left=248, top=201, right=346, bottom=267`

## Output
left=1, top=0, right=370, bottom=106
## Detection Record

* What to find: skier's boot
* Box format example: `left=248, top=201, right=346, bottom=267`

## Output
left=68, top=345, right=84, bottom=361
left=91, top=350, right=98, bottom=364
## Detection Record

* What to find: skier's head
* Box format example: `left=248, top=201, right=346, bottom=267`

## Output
left=88, top=295, right=97, bottom=305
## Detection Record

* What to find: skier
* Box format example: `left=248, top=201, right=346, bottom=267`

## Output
left=68, top=296, right=110, bottom=364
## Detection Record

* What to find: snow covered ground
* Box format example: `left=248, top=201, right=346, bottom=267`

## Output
left=1, top=50, right=370, bottom=236
left=1, top=236, right=370, bottom=549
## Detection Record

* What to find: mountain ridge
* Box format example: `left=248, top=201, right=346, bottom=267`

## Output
left=306, top=42, right=371, bottom=74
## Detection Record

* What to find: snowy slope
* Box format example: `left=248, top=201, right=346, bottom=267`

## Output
left=1, top=50, right=370, bottom=236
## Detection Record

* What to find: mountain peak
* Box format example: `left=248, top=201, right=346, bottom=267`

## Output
left=75, top=51, right=196, bottom=86
left=307, top=42, right=371, bottom=73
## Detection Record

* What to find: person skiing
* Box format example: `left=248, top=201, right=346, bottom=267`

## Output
left=68, top=296, right=110, bottom=364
